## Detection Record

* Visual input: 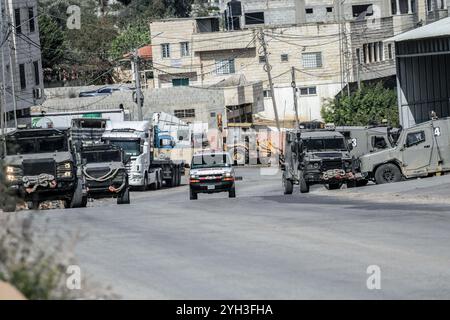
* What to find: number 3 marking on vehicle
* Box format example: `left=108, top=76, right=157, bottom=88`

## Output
left=434, top=127, right=441, bottom=136
left=351, top=138, right=358, bottom=147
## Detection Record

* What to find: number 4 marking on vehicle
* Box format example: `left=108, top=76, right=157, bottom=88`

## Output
left=434, top=127, right=441, bottom=137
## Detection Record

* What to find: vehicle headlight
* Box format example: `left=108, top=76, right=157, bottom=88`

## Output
left=6, top=166, right=14, bottom=173
left=6, top=174, right=17, bottom=182
left=57, top=162, right=73, bottom=178
left=190, top=174, right=199, bottom=179
left=224, top=172, right=232, bottom=178
left=308, top=162, right=320, bottom=169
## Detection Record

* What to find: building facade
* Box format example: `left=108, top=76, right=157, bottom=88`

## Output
left=1, top=0, right=44, bottom=128
left=150, top=0, right=449, bottom=125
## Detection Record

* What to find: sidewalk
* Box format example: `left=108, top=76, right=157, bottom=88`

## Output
left=313, top=174, right=450, bottom=205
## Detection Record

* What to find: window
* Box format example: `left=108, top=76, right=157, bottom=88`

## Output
left=245, top=12, right=265, bottom=25
left=406, top=131, right=426, bottom=147
left=306, top=8, right=314, bottom=14
left=299, top=87, right=317, bottom=96
left=259, top=56, right=266, bottom=64
left=33, top=61, right=40, bottom=86
left=263, top=90, right=272, bottom=98
left=172, top=78, right=189, bottom=87
left=15, top=8, right=21, bottom=34
left=161, top=44, right=170, bottom=58
left=352, top=4, right=374, bottom=18
left=19, top=64, right=26, bottom=89
left=180, top=42, right=190, bottom=57
left=215, top=59, right=235, bottom=75
left=302, top=52, right=322, bottom=68
left=372, top=136, right=388, bottom=149
left=363, top=41, right=384, bottom=63
left=174, top=109, right=195, bottom=118
left=281, top=54, right=289, bottom=62
left=388, top=43, right=393, bottom=59
left=356, top=48, right=361, bottom=64
left=326, top=7, right=334, bottom=13
left=28, top=7, right=35, bottom=33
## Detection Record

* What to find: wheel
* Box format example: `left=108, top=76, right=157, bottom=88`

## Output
left=299, top=176, right=310, bottom=194
left=328, top=183, right=341, bottom=190
left=347, top=181, right=357, bottom=189
left=229, top=187, right=236, bottom=198
left=356, top=179, right=369, bottom=187
left=157, top=173, right=162, bottom=189
left=283, top=175, right=293, bottom=195
left=29, top=201, right=40, bottom=210
left=2, top=199, right=17, bottom=212
left=177, top=168, right=182, bottom=186
left=140, top=175, right=149, bottom=192
left=80, top=196, right=88, bottom=208
left=117, top=188, right=130, bottom=205
left=190, top=189, right=198, bottom=200
left=374, top=163, right=402, bottom=184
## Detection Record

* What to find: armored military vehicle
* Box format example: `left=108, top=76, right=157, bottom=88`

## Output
left=282, top=129, right=362, bottom=194
left=80, top=144, right=130, bottom=205
left=0, top=128, right=85, bottom=212
left=360, top=117, right=450, bottom=184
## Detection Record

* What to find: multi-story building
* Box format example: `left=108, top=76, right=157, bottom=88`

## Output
left=0, top=0, right=44, bottom=128
left=150, top=0, right=449, bottom=124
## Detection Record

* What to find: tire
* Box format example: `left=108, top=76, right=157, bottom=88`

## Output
left=157, top=172, right=162, bottom=190
left=283, top=176, right=294, bottom=195
left=328, top=183, right=341, bottom=190
left=356, top=180, right=369, bottom=187
left=229, top=187, right=236, bottom=198
left=30, top=201, right=40, bottom=210
left=80, top=196, right=88, bottom=208
left=374, top=163, right=402, bottom=184
left=140, top=175, right=149, bottom=192
left=299, top=176, right=310, bottom=194
left=190, top=189, right=198, bottom=200
left=2, top=199, right=17, bottom=212
left=118, top=188, right=131, bottom=205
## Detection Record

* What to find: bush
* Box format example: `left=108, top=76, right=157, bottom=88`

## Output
left=321, top=82, right=399, bottom=127
left=0, top=215, right=117, bottom=300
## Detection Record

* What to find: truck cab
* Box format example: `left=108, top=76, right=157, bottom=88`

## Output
left=0, top=128, right=84, bottom=211
left=360, top=118, right=450, bottom=184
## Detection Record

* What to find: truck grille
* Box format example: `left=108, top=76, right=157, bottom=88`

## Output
left=322, top=160, right=343, bottom=171
left=23, top=159, right=56, bottom=176
left=86, top=168, right=111, bottom=179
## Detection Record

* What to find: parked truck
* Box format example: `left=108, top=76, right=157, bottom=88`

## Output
left=0, top=128, right=85, bottom=212
left=102, top=121, right=184, bottom=191
left=359, top=117, right=450, bottom=184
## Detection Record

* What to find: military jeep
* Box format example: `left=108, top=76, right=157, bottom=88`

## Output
left=282, top=129, right=363, bottom=194
left=0, top=128, right=85, bottom=212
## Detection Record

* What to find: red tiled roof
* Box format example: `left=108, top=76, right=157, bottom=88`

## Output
left=123, top=45, right=152, bottom=61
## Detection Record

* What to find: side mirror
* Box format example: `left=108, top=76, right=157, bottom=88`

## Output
left=348, top=142, right=354, bottom=151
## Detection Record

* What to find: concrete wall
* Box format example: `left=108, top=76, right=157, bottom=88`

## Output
left=39, top=87, right=227, bottom=129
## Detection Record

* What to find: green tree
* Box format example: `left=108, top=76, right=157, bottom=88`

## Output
left=38, top=15, right=67, bottom=69
left=109, top=23, right=150, bottom=60
left=321, top=83, right=399, bottom=127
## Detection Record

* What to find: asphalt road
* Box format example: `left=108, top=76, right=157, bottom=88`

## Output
left=20, top=168, right=450, bottom=299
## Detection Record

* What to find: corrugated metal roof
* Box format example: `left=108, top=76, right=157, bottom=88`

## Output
left=387, top=17, right=450, bottom=42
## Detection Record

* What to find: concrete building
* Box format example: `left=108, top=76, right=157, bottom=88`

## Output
left=0, top=0, right=44, bottom=128
left=150, top=0, right=449, bottom=125
left=390, top=17, right=450, bottom=128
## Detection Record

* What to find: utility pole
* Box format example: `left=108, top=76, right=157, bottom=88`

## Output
left=291, top=67, right=300, bottom=129
left=258, top=30, right=280, bottom=132
left=132, top=49, right=143, bottom=121
left=4, top=0, right=17, bottom=129
left=0, top=0, right=6, bottom=134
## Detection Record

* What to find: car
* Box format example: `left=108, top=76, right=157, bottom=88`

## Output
left=79, top=86, right=134, bottom=98
left=189, top=152, right=236, bottom=200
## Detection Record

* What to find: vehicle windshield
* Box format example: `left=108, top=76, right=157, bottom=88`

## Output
left=107, top=140, right=141, bottom=156
left=82, top=150, right=122, bottom=163
left=5, top=136, right=68, bottom=155
left=191, top=154, right=232, bottom=169
left=304, top=138, right=347, bottom=151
